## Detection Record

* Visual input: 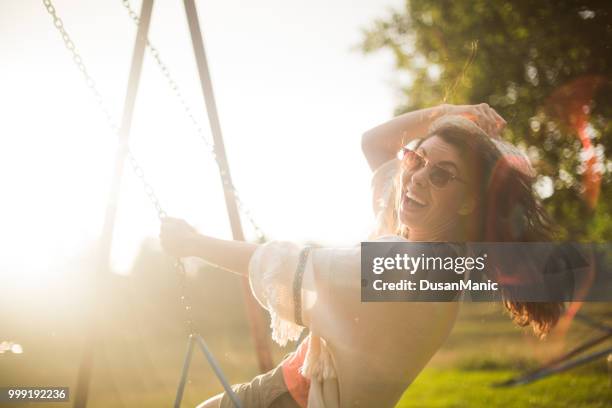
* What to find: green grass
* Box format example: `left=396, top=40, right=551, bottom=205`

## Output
left=392, top=302, right=612, bottom=407
left=397, top=368, right=611, bottom=408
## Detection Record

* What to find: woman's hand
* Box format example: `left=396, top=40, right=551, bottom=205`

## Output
left=159, top=218, right=258, bottom=275
left=444, top=103, right=506, bottom=138
left=159, top=217, right=200, bottom=258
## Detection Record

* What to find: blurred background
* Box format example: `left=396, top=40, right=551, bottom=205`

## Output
left=0, top=0, right=611, bottom=407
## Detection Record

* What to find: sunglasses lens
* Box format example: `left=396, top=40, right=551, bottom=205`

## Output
left=402, top=148, right=460, bottom=188
left=429, top=166, right=452, bottom=187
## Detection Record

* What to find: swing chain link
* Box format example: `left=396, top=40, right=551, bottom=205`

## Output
left=121, top=0, right=267, bottom=243
left=42, top=0, right=168, bottom=222
left=122, top=0, right=215, bottom=154
left=42, top=0, right=118, bottom=134
left=126, top=151, right=168, bottom=220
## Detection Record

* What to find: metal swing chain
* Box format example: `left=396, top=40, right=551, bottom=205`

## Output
left=43, top=3, right=244, bottom=406
left=42, top=0, right=265, bottom=245
left=121, top=0, right=216, bottom=152
left=42, top=0, right=197, bottom=335
left=121, top=0, right=266, bottom=243
left=42, top=3, right=256, bottom=407
left=41, top=0, right=165, bottom=219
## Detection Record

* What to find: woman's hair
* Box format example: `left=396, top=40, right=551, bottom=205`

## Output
left=382, top=115, right=563, bottom=337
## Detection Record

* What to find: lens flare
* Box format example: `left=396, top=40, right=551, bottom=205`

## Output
left=545, top=75, right=607, bottom=209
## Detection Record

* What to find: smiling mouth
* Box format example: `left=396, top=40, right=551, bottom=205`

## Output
left=404, top=191, right=428, bottom=209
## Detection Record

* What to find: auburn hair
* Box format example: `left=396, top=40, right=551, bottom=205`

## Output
left=380, top=116, right=563, bottom=337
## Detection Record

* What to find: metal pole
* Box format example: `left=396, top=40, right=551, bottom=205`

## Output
left=73, top=1, right=154, bottom=406
left=194, top=335, right=244, bottom=408
left=174, top=335, right=196, bottom=408
left=496, top=347, right=612, bottom=386
left=494, top=331, right=612, bottom=387
left=182, top=0, right=273, bottom=373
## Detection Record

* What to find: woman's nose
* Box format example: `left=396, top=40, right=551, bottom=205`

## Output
left=410, top=167, right=428, bottom=187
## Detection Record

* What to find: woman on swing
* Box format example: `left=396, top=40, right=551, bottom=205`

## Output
left=160, top=103, right=563, bottom=408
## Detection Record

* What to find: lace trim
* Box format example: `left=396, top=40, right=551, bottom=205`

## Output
left=300, top=335, right=337, bottom=381
left=269, top=304, right=304, bottom=347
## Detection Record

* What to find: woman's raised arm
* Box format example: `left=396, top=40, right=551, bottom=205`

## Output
left=361, top=103, right=506, bottom=171
left=361, top=105, right=449, bottom=171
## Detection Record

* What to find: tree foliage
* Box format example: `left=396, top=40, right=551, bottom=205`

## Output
left=361, top=0, right=612, bottom=240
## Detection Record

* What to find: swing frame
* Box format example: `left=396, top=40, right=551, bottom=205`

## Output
left=42, top=1, right=272, bottom=406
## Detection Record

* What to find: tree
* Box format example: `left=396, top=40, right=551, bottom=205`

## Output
left=361, top=0, right=612, bottom=240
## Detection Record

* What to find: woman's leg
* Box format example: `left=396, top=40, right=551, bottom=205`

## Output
left=196, top=362, right=300, bottom=408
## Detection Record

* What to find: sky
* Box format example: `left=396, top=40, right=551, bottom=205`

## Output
left=0, top=0, right=405, bottom=278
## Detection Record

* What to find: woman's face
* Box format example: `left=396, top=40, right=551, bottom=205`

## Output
left=399, top=135, right=474, bottom=238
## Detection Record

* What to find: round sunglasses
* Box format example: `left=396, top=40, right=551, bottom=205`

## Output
left=400, top=147, right=467, bottom=188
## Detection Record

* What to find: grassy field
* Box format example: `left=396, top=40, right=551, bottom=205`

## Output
left=398, top=368, right=610, bottom=408
left=1, top=245, right=610, bottom=407
left=395, top=303, right=611, bottom=407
